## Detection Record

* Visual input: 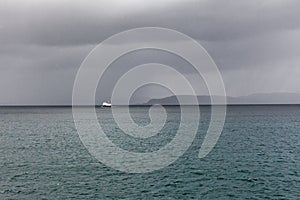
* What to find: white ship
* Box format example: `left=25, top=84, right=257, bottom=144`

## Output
left=102, top=101, right=111, bottom=107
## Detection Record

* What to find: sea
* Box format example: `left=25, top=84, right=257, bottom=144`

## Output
left=0, top=105, right=299, bottom=199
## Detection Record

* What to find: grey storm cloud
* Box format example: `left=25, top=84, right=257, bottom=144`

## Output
left=1, top=0, right=300, bottom=46
left=0, top=0, right=300, bottom=104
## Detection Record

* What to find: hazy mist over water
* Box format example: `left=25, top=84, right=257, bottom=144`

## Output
left=1, top=1, right=300, bottom=199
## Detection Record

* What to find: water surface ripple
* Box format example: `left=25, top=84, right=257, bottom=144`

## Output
left=0, top=106, right=299, bottom=199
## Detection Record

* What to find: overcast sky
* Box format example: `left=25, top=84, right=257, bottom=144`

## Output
left=1, top=0, right=300, bottom=105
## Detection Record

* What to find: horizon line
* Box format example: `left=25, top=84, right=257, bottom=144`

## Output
left=1, top=103, right=300, bottom=107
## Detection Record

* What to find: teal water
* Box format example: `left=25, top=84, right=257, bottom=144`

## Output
left=0, top=106, right=299, bottom=199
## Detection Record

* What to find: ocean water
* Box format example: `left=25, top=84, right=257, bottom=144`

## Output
left=0, top=106, right=299, bottom=199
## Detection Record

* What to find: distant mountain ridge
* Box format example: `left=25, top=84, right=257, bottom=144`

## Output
left=144, top=92, right=300, bottom=105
